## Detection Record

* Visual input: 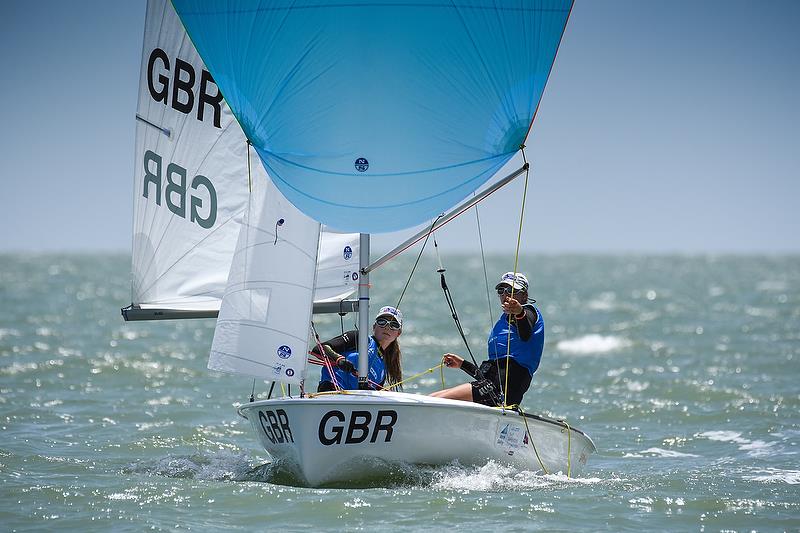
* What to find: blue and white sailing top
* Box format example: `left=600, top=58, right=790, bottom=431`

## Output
left=487, top=304, right=544, bottom=376
left=319, top=336, right=385, bottom=390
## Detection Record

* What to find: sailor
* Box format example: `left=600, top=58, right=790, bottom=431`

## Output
left=431, top=272, right=543, bottom=407
left=315, top=306, right=404, bottom=392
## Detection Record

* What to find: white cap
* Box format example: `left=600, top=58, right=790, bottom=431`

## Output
left=375, top=306, right=403, bottom=328
left=495, top=272, right=529, bottom=292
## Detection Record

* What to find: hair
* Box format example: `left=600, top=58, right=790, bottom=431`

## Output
left=515, top=289, right=529, bottom=304
left=381, top=338, right=403, bottom=391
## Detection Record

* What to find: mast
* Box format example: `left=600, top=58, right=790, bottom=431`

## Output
left=357, top=233, right=370, bottom=389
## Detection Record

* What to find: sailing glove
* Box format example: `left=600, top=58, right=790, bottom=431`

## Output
left=336, top=357, right=356, bottom=374
left=323, top=345, right=356, bottom=374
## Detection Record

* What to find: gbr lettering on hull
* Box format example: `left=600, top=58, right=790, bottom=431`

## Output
left=318, top=410, right=398, bottom=445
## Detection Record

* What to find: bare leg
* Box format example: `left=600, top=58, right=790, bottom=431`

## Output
left=430, top=383, right=474, bottom=402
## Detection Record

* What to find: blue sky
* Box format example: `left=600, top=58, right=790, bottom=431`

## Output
left=1, top=0, right=797, bottom=254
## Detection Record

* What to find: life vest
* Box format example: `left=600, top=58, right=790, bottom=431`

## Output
left=319, top=335, right=385, bottom=389
left=487, top=304, right=544, bottom=375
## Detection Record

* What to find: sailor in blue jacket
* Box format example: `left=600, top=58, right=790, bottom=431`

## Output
left=431, top=272, right=543, bottom=406
left=316, top=306, right=404, bottom=391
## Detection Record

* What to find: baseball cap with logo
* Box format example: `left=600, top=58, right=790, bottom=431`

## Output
left=375, top=306, right=403, bottom=328
left=495, top=272, right=529, bottom=292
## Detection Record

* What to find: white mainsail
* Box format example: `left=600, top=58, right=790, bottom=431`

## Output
left=130, top=0, right=357, bottom=317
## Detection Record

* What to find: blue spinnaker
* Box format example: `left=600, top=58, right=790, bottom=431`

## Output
left=173, top=0, right=572, bottom=233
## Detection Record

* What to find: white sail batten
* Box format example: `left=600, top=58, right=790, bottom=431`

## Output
left=208, top=177, right=319, bottom=383
left=129, top=0, right=357, bottom=317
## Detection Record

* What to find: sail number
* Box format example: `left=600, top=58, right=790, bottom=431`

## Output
left=142, top=150, right=217, bottom=229
left=258, top=409, right=294, bottom=445
left=318, top=410, right=398, bottom=445
left=147, top=48, right=223, bottom=128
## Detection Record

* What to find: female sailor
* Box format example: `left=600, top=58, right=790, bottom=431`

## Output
left=431, top=272, right=543, bottom=407
left=315, top=306, right=404, bottom=392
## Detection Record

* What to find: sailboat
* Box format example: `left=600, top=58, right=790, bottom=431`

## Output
left=124, top=0, right=595, bottom=487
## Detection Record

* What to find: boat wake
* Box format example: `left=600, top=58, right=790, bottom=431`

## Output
left=427, top=460, right=603, bottom=491
left=126, top=454, right=603, bottom=491
left=123, top=451, right=254, bottom=481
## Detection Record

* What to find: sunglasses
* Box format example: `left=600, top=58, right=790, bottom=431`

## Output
left=496, top=286, right=517, bottom=295
left=375, top=317, right=402, bottom=330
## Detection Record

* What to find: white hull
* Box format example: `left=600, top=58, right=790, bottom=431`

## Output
left=238, top=391, right=595, bottom=487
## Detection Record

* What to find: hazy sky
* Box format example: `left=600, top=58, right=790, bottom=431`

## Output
left=1, top=0, right=797, bottom=254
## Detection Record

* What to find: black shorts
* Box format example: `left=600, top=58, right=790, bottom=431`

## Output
left=471, top=358, right=532, bottom=407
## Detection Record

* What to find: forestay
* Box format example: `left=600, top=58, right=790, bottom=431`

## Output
left=130, top=0, right=357, bottom=315
left=172, top=0, right=573, bottom=233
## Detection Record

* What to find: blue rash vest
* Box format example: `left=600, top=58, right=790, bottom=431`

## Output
left=487, top=304, right=544, bottom=376
left=319, top=335, right=385, bottom=390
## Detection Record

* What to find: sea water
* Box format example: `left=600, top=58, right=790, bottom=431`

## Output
left=1, top=253, right=798, bottom=531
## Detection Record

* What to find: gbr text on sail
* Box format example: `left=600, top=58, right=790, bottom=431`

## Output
left=140, top=47, right=223, bottom=229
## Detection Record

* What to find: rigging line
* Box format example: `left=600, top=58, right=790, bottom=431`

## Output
left=560, top=418, right=573, bottom=478
left=246, top=140, right=252, bottom=193
left=504, top=148, right=531, bottom=408
left=388, top=362, right=445, bottom=390
left=249, top=379, right=256, bottom=403
left=518, top=406, right=550, bottom=475
left=311, top=322, right=343, bottom=391
left=473, top=198, right=494, bottom=326
left=395, top=214, right=443, bottom=309
left=435, top=240, right=479, bottom=369
left=245, top=141, right=253, bottom=320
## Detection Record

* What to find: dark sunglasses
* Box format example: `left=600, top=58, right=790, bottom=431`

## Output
left=496, top=286, right=516, bottom=295
left=375, top=317, right=401, bottom=330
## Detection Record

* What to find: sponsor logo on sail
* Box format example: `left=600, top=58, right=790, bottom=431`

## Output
left=343, top=246, right=353, bottom=260
left=277, top=345, right=292, bottom=359
left=351, top=272, right=359, bottom=281
left=354, top=158, right=369, bottom=172
left=285, top=368, right=295, bottom=377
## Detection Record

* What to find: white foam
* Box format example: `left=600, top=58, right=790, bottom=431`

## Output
left=0, top=328, right=20, bottom=340
left=744, top=468, right=800, bottom=485
left=556, top=334, right=632, bottom=355
left=587, top=293, right=617, bottom=311
left=697, top=431, right=780, bottom=458
left=697, top=430, right=748, bottom=444
left=739, top=440, right=778, bottom=458
left=428, top=460, right=603, bottom=491
left=624, top=447, right=699, bottom=458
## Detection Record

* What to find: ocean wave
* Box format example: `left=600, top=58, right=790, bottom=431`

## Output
left=556, top=334, right=633, bottom=355
left=124, top=451, right=253, bottom=481
left=623, top=447, right=699, bottom=458
left=697, top=431, right=780, bottom=458
left=743, top=468, right=800, bottom=485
